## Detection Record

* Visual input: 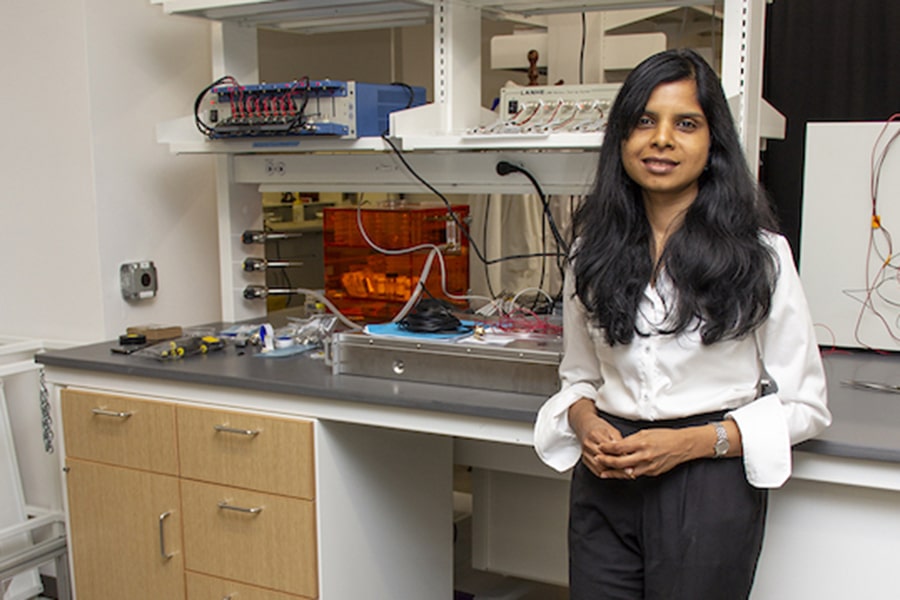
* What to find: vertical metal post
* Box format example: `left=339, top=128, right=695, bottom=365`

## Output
left=210, top=23, right=265, bottom=322
left=721, top=0, right=768, bottom=176
left=432, top=0, right=483, bottom=134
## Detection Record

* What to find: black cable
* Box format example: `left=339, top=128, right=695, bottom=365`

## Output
left=196, top=75, right=316, bottom=139
left=495, top=161, right=570, bottom=258
left=194, top=75, right=237, bottom=137
left=287, top=76, right=311, bottom=133
left=496, top=161, right=572, bottom=301
left=383, top=82, right=417, bottom=136
left=380, top=132, right=497, bottom=299
left=398, top=298, right=471, bottom=333
left=486, top=252, right=560, bottom=265
left=580, top=12, right=587, bottom=85
left=535, top=201, right=547, bottom=310
left=378, top=135, right=572, bottom=300
left=276, top=238, right=296, bottom=309
left=482, top=195, right=494, bottom=295
left=390, top=81, right=417, bottom=109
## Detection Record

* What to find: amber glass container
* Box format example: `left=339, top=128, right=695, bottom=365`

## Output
left=323, top=204, right=470, bottom=322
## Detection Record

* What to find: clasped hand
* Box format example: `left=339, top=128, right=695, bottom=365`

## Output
left=579, top=419, right=698, bottom=480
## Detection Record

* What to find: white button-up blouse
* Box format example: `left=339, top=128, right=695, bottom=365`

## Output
left=534, top=232, right=831, bottom=488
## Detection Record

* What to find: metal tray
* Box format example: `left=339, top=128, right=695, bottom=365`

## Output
left=332, top=332, right=562, bottom=396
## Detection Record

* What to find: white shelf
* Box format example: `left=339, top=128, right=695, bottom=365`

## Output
left=157, top=115, right=605, bottom=154
left=160, top=0, right=437, bottom=33
left=400, top=132, right=603, bottom=150
left=159, top=0, right=718, bottom=32
left=156, top=0, right=741, bottom=157
left=156, top=116, right=394, bottom=154
left=233, top=148, right=600, bottom=195
left=469, top=0, right=719, bottom=16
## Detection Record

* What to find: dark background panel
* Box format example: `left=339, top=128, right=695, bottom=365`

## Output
left=761, top=0, right=900, bottom=263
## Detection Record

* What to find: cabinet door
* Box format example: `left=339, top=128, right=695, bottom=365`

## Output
left=66, top=458, right=185, bottom=600
left=61, top=389, right=178, bottom=474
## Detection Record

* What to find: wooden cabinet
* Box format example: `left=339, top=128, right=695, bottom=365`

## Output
left=177, top=405, right=317, bottom=598
left=62, top=390, right=184, bottom=600
left=61, top=389, right=317, bottom=600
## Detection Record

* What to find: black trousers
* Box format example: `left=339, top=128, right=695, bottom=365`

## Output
left=569, top=411, right=768, bottom=600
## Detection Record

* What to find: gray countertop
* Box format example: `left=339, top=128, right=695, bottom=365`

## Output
left=808, top=351, right=900, bottom=462
left=35, top=339, right=900, bottom=464
left=35, top=339, right=547, bottom=424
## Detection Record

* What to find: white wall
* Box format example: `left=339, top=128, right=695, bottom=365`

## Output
left=0, top=0, right=221, bottom=343
left=0, top=2, right=104, bottom=342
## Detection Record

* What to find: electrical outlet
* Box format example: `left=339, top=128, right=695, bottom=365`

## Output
left=120, top=261, right=158, bottom=300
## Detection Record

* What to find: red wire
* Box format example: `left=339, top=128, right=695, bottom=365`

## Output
left=853, top=114, right=900, bottom=348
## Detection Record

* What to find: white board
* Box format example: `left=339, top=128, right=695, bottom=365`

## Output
left=799, top=122, right=900, bottom=352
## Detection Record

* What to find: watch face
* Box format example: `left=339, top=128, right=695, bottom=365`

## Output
left=715, top=438, right=729, bottom=456
left=714, top=423, right=729, bottom=457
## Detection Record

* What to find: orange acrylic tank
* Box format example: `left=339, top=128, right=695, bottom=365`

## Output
left=323, top=203, right=470, bottom=323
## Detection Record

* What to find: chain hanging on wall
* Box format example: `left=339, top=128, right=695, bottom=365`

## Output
left=39, top=367, right=54, bottom=454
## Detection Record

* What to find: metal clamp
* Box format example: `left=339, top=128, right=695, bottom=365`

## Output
left=91, top=408, right=133, bottom=418
left=218, top=501, right=264, bottom=515
left=213, top=424, right=260, bottom=436
left=158, top=511, right=175, bottom=560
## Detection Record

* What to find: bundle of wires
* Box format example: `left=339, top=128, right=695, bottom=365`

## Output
left=397, top=299, right=469, bottom=334
left=850, top=113, right=900, bottom=346
left=193, top=75, right=311, bottom=138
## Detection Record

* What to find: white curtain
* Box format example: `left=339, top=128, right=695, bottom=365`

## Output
left=468, top=193, right=575, bottom=302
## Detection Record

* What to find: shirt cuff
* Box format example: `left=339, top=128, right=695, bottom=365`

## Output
left=533, top=382, right=599, bottom=472
left=728, top=394, right=792, bottom=488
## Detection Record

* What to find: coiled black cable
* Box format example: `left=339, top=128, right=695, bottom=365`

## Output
left=398, top=298, right=470, bottom=333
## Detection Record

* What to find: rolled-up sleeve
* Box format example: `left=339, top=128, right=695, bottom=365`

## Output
left=728, top=235, right=832, bottom=488
left=534, top=266, right=604, bottom=471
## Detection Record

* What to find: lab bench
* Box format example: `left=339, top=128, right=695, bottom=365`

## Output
left=36, top=341, right=900, bottom=599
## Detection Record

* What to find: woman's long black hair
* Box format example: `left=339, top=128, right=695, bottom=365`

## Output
left=573, top=48, right=779, bottom=346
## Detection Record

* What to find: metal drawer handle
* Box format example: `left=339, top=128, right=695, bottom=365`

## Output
left=213, top=424, right=260, bottom=436
left=91, top=408, right=133, bottom=418
left=218, top=500, right=264, bottom=515
left=159, top=511, right=175, bottom=560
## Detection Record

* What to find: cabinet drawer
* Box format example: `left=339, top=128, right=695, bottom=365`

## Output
left=186, top=571, right=311, bottom=600
left=61, top=389, right=178, bottom=474
left=177, top=405, right=314, bottom=499
left=181, top=479, right=317, bottom=598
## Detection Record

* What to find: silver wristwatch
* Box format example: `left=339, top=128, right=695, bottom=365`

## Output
left=713, top=421, right=730, bottom=458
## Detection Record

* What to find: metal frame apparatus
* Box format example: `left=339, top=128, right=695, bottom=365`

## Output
left=0, top=507, right=70, bottom=600
left=0, top=337, right=70, bottom=600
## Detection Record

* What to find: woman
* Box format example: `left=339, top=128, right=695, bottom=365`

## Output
left=533, top=49, right=831, bottom=599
